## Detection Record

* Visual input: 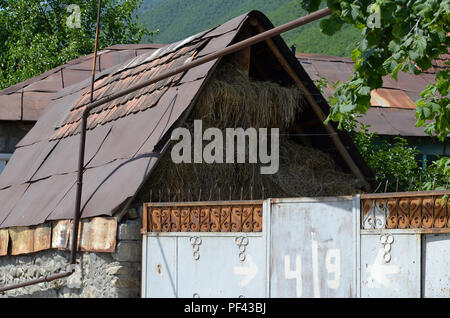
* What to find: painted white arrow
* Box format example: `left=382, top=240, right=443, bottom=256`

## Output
left=233, top=255, right=258, bottom=287
left=367, top=249, right=400, bottom=291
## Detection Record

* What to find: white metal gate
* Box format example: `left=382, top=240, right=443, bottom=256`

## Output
left=141, top=191, right=450, bottom=298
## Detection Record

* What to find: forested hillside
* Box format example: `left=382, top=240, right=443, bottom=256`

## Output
left=138, top=0, right=361, bottom=57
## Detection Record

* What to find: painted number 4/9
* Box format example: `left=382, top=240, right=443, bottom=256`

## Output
left=285, top=232, right=341, bottom=297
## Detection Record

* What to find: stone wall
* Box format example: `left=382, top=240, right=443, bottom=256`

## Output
left=0, top=122, right=34, bottom=153
left=0, top=218, right=142, bottom=298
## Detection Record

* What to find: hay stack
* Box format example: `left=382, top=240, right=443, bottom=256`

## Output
left=135, top=62, right=360, bottom=203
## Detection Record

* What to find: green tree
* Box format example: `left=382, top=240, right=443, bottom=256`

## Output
left=302, top=0, right=450, bottom=187
left=346, top=121, right=448, bottom=192
left=0, top=0, right=155, bottom=90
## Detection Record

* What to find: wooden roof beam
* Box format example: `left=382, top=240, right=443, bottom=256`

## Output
left=250, top=18, right=370, bottom=191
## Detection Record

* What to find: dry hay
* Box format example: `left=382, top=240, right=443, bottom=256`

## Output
left=190, top=62, right=301, bottom=130
left=135, top=62, right=360, bottom=204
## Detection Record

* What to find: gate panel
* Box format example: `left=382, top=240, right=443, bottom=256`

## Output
left=269, top=197, right=357, bottom=298
left=423, top=234, right=450, bottom=297
left=142, top=236, right=178, bottom=298
left=141, top=200, right=269, bottom=298
left=360, top=232, right=421, bottom=298
left=177, top=234, right=267, bottom=298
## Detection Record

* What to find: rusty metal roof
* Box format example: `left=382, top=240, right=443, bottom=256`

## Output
left=0, top=44, right=165, bottom=122
left=296, top=52, right=449, bottom=137
left=0, top=11, right=373, bottom=229
left=0, top=12, right=246, bottom=228
left=296, top=52, right=442, bottom=108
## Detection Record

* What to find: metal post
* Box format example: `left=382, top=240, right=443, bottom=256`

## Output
left=0, top=271, right=74, bottom=294
left=70, top=0, right=102, bottom=265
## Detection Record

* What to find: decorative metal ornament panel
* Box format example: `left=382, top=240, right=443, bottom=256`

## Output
left=361, top=191, right=449, bottom=230
left=143, top=201, right=263, bottom=233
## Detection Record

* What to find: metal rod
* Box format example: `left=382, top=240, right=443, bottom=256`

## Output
left=0, top=271, right=74, bottom=294
left=408, top=178, right=413, bottom=192
left=71, top=0, right=103, bottom=266
left=2, top=0, right=104, bottom=293
left=373, top=182, right=382, bottom=193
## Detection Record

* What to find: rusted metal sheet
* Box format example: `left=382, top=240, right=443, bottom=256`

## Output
left=85, top=107, right=166, bottom=168
left=0, top=229, right=8, bottom=256
left=31, top=122, right=113, bottom=180
left=206, top=12, right=248, bottom=38
left=8, top=227, right=34, bottom=255
left=79, top=217, right=117, bottom=252
left=370, top=88, right=416, bottom=109
left=8, top=223, right=52, bottom=255
left=361, top=191, right=450, bottom=230
left=33, top=223, right=52, bottom=252
left=21, top=92, right=57, bottom=121
left=134, top=79, right=209, bottom=157
left=144, top=201, right=264, bottom=233
left=0, top=140, right=58, bottom=190
left=0, top=184, right=29, bottom=227
left=16, top=90, right=84, bottom=147
left=197, top=32, right=237, bottom=57
left=358, top=107, right=430, bottom=137
left=379, top=108, right=431, bottom=136
left=307, top=59, right=353, bottom=83
left=23, top=73, right=62, bottom=93
left=52, top=220, right=71, bottom=250
left=0, top=173, right=76, bottom=228
left=0, top=216, right=117, bottom=256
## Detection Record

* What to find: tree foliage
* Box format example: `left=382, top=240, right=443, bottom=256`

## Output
left=315, top=74, right=448, bottom=191
left=0, top=0, right=155, bottom=90
left=303, top=0, right=449, bottom=187
left=347, top=121, right=448, bottom=192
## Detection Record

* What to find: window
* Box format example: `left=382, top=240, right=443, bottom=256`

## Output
left=0, top=153, right=12, bottom=174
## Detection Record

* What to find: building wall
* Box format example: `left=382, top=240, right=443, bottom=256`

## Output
left=0, top=218, right=142, bottom=298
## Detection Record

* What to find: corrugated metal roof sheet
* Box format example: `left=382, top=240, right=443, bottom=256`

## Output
left=296, top=52, right=449, bottom=137
left=296, top=52, right=441, bottom=107
left=0, top=44, right=165, bottom=122
left=357, top=107, right=430, bottom=137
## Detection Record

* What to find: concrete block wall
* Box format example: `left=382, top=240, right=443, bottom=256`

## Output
left=0, top=218, right=142, bottom=298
